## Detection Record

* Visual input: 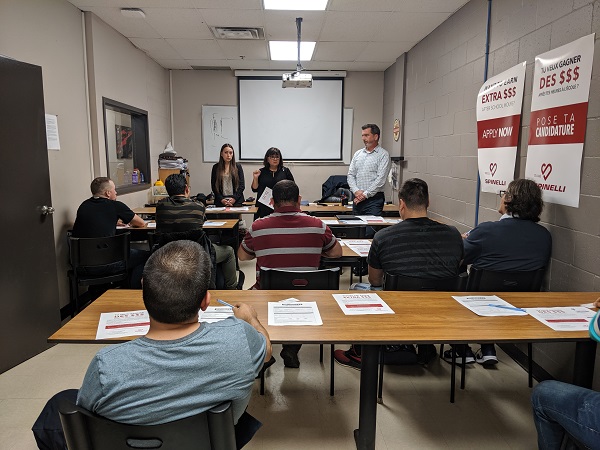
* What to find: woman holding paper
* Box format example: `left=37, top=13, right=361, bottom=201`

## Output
left=211, top=143, right=245, bottom=207
left=251, top=147, right=294, bottom=219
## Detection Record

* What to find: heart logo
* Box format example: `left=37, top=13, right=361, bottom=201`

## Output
left=541, top=163, right=552, bottom=181
left=489, top=163, right=497, bottom=177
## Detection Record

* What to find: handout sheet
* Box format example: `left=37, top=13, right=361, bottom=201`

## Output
left=524, top=306, right=597, bottom=331
left=332, top=293, right=394, bottom=315
left=268, top=298, right=323, bottom=326
left=96, top=310, right=150, bottom=340
left=452, top=295, right=528, bottom=316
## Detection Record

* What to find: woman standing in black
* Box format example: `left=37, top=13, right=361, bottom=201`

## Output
left=211, top=143, right=245, bottom=207
left=251, top=147, right=294, bottom=219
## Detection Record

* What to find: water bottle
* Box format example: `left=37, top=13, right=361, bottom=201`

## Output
left=132, top=169, right=139, bottom=184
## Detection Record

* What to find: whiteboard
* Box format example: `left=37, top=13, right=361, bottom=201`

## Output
left=238, top=78, right=343, bottom=160
left=202, top=105, right=239, bottom=162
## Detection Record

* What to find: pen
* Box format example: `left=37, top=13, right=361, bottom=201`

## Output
left=217, top=299, right=236, bottom=308
left=487, top=304, right=526, bottom=312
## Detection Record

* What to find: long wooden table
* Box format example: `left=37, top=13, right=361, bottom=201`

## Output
left=134, top=206, right=258, bottom=216
left=48, top=290, right=598, bottom=450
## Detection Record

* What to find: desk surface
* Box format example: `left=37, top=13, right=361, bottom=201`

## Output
left=320, top=217, right=396, bottom=226
left=120, top=219, right=239, bottom=231
left=301, top=204, right=398, bottom=213
left=49, top=289, right=596, bottom=344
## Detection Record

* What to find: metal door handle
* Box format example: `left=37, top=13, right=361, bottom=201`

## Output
left=41, top=205, right=55, bottom=215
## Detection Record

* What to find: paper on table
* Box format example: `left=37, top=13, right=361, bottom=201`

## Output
left=146, top=222, right=156, bottom=228
left=203, top=221, right=226, bottom=226
left=227, top=206, right=250, bottom=211
left=452, top=295, right=527, bottom=316
left=268, top=300, right=323, bottom=326
left=524, top=307, right=597, bottom=331
left=342, top=239, right=370, bottom=245
left=332, top=293, right=394, bottom=315
left=209, top=207, right=227, bottom=211
left=96, top=310, right=150, bottom=340
left=356, top=215, right=385, bottom=222
left=199, top=306, right=234, bottom=323
left=258, top=187, right=274, bottom=209
left=384, top=218, right=402, bottom=224
left=321, top=219, right=339, bottom=225
left=345, top=243, right=371, bottom=257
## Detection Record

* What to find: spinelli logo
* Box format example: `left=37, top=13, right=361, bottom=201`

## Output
left=541, top=163, right=552, bottom=181
left=489, top=163, right=497, bottom=177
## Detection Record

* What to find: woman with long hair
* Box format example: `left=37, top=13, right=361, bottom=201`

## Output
left=251, top=147, right=294, bottom=219
left=211, top=143, right=245, bottom=207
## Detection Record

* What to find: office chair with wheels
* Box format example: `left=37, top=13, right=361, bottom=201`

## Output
left=381, top=273, right=466, bottom=403
left=67, top=232, right=130, bottom=316
left=459, top=266, right=547, bottom=388
left=259, top=267, right=340, bottom=396
left=59, top=399, right=236, bottom=450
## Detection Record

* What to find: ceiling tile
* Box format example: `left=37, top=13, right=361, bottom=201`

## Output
left=143, top=8, right=213, bottom=39
left=197, top=9, right=265, bottom=27
left=217, top=40, right=269, bottom=60
left=190, top=0, right=262, bottom=9
left=129, top=38, right=181, bottom=59
left=313, top=41, right=367, bottom=62
left=127, top=0, right=196, bottom=8
left=86, top=7, right=162, bottom=39
left=155, top=59, right=194, bottom=69
left=263, top=11, right=325, bottom=40
left=356, top=41, right=407, bottom=62
left=166, top=38, right=224, bottom=59
left=320, top=11, right=387, bottom=41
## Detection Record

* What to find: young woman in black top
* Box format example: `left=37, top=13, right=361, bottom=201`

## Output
left=211, top=143, right=245, bottom=207
left=251, top=147, right=294, bottom=219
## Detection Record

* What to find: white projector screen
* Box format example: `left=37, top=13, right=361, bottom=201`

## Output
left=238, top=77, right=344, bottom=161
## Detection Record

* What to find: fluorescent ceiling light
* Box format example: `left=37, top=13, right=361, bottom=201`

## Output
left=269, top=41, right=316, bottom=60
left=264, top=0, right=328, bottom=11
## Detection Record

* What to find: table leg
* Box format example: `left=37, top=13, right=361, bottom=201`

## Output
left=354, top=345, right=378, bottom=450
left=573, top=340, right=596, bottom=388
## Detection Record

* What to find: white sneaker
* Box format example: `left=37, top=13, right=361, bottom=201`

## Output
left=475, top=346, right=498, bottom=366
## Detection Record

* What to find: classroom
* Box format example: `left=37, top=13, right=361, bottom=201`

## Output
left=1, top=0, right=600, bottom=449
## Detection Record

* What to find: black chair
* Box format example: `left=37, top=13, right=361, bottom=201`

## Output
left=59, top=399, right=236, bottom=450
left=461, top=266, right=547, bottom=388
left=67, top=232, right=130, bottom=316
left=327, top=226, right=366, bottom=284
left=381, top=273, right=466, bottom=403
left=259, top=267, right=340, bottom=396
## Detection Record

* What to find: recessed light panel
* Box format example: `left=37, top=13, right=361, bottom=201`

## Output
left=269, top=41, right=316, bottom=61
left=264, top=0, right=328, bottom=11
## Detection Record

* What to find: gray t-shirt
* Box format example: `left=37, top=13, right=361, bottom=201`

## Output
left=77, top=317, right=266, bottom=424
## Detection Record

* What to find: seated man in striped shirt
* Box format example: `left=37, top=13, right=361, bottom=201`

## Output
left=238, top=180, right=342, bottom=368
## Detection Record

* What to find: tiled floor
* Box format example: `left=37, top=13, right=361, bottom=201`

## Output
left=0, top=260, right=539, bottom=449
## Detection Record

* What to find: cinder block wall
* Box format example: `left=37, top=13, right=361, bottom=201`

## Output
left=388, top=0, right=600, bottom=383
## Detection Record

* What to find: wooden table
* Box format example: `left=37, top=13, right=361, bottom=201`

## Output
left=301, top=203, right=399, bottom=216
left=322, top=239, right=371, bottom=285
left=49, top=290, right=597, bottom=450
left=133, top=206, right=258, bottom=216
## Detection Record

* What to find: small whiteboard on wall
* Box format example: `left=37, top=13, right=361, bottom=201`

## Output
left=202, top=105, right=239, bottom=162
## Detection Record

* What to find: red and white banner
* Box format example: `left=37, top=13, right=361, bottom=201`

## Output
left=476, top=62, right=526, bottom=193
left=525, top=34, right=595, bottom=207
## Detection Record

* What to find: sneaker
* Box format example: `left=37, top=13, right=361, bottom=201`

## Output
left=280, top=347, right=300, bottom=368
left=334, top=347, right=361, bottom=370
left=475, top=345, right=498, bottom=366
left=417, top=344, right=437, bottom=365
left=442, top=346, right=475, bottom=364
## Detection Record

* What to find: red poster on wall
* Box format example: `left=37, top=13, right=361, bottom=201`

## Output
left=525, top=34, right=595, bottom=207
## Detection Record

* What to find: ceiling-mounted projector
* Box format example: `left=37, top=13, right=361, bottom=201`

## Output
left=282, top=72, right=312, bottom=88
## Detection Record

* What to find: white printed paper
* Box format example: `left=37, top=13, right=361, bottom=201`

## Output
left=96, top=310, right=150, bottom=339
left=227, top=206, right=250, bottom=211
left=322, top=219, right=339, bottom=225
left=199, top=306, right=234, bottom=323
left=268, top=301, right=323, bottom=326
left=203, top=221, right=226, bottom=227
left=524, top=306, right=596, bottom=331
left=332, top=293, right=394, bottom=315
left=345, top=243, right=371, bottom=257
left=258, top=187, right=274, bottom=209
left=356, top=215, right=385, bottom=222
left=45, top=114, right=61, bottom=150
left=452, top=295, right=527, bottom=316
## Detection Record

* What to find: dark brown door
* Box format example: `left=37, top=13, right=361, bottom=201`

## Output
left=0, top=56, right=60, bottom=373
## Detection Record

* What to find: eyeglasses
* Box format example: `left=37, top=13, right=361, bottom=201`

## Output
left=268, top=155, right=280, bottom=159
left=498, top=190, right=506, bottom=198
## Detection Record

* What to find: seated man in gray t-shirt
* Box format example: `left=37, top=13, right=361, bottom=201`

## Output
left=33, top=240, right=272, bottom=450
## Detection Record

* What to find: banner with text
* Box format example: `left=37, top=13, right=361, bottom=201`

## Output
left=525, top=33, right=595, bottom=207
left=476, top=62, right=526, bottom=193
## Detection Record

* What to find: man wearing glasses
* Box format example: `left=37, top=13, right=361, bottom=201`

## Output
left=451, top=178, right=552, bottom=365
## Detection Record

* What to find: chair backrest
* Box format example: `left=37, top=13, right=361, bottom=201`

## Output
left=260, top=267, right=340, bottom=290
left=328, top=225, right=365, bottom=239
left=59, top=400, right=236, bottom=450
left=466, top=266, right=546, bottom=292
left=383, top=272, right=466, bottom=291
left=69, top=233, right=130, bottom=269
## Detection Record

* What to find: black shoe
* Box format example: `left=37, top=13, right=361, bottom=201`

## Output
left=280, top=347, right=300, bottom=368
left=236, top=270, right=245, bottom=290
left=352, top=264, right=368, bottom=276
left=382, top=344, right=418, bottom=365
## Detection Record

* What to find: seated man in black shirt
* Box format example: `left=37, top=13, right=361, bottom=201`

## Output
left=72, top=177, right=149, bottom=288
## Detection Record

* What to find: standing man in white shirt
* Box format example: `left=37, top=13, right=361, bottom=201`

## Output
left=347, top=123, right=391, bottom=239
